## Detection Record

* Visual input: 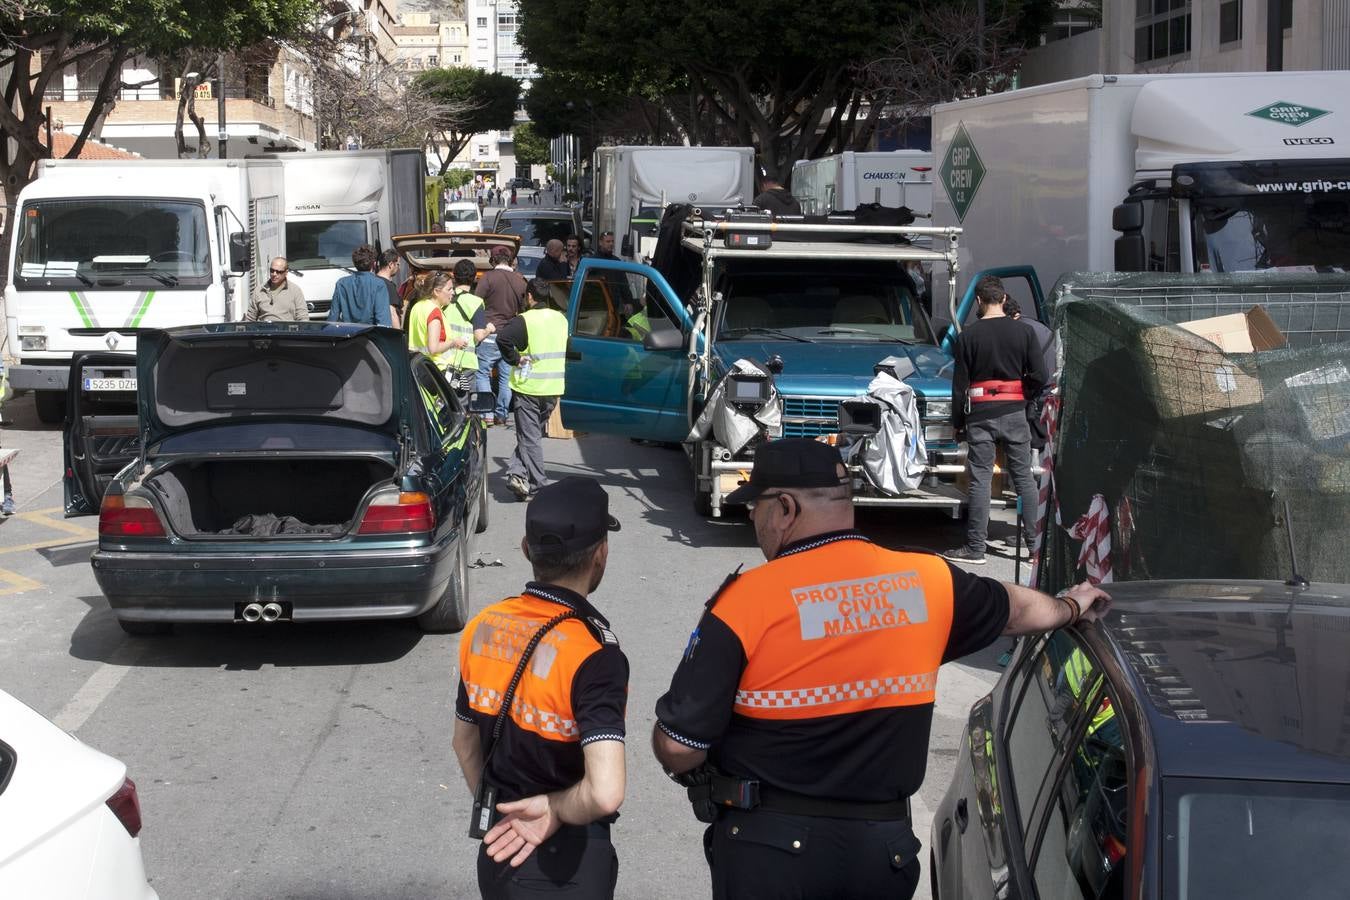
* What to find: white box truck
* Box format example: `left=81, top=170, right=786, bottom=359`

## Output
left=930, top=71, right=1350, bottom=317
left=5, top=158, right=284, bottom=422
left=593, top=146, right=755, bottom=261
left=791, top=150, right=935, bottom=216
left=269, top=149, right=427, bottom=318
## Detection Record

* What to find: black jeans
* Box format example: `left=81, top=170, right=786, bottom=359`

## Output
left=706, top=809, right=921, bottom=900
left=964, top=407, right=1039, bottom=553
left=477, top=823, right=618, bottom=899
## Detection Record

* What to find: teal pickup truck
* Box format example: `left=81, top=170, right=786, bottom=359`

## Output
left=557, top=211, right=1043, bottom=516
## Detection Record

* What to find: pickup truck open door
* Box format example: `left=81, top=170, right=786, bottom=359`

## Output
left=560, top=258, right=694, bottom=443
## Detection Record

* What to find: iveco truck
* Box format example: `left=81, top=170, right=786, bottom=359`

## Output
left=268, top=149, right=427, bottom=319
left=5, top=158, right=284, bottom=422
left=930, top=71, right=1350, bottom=315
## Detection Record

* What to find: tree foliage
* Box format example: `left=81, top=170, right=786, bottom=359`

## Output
left=515, top=0, right=1056, bottom=178
left=414, top=67, right=521, bottom=174
left=511, top=121, right=550, bottom=167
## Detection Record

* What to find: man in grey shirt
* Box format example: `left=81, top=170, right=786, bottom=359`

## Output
left=246, top=257, right=308, bottom=322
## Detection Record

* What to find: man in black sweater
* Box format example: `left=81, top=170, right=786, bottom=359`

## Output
left=943, top=276, right=1049, bottom=565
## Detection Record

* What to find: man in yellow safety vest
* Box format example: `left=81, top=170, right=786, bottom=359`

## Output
left=497, top=278, right=567, bottom=500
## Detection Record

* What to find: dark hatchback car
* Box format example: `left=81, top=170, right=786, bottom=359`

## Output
left=931, top=580, right=1350, bottom=900
left=68, top=323, right=488, bottom=636
left=492, top=206, right=584, bottom=248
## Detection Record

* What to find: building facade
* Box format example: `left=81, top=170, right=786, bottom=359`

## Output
left=1021, top=0, right=1350, bottom=86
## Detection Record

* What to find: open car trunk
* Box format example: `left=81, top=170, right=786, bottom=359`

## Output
left=143, top=456, right=396, bottom=538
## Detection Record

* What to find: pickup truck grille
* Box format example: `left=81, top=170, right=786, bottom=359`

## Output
left=780, top=396, right=839, bottom=438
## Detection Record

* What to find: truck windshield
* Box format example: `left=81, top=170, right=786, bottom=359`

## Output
left=286, top=220, right=368, bottom=271
left=1191, top=192, right=1350, bottom=272
left=14, top=198, right=210, bottom=287
left=717, top=265, right=935, bottom=345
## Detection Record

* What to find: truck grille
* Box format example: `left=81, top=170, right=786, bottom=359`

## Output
left=780, top=396, right=839, bottom=438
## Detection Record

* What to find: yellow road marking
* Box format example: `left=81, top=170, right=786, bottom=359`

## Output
left=0, top=506, right=98, bottom=556
left=0, top=567, right=43, bottom=595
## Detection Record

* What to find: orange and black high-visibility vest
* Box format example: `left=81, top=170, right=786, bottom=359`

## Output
left=459, top=591, right=616, bottom=744
left=714, top=536, right=955, bottom=721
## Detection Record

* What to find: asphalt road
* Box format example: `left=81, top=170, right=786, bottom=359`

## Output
left=0, top=391, right=1027, bottom=899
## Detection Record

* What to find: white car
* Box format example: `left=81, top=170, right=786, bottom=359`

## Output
left=0, top=689, right=156, bottom=899
left=443, top=201, right=484, bottom=234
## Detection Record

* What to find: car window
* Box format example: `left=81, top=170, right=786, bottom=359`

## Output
left=963, top=273, right=1041, bottom=324
left=412, top=362, right=460, bottom=443
left=1003, top=632, right=1105, bottom=832
left=1031, top=683, right=1126, bottom=900
left=573, top=271, right=672, bottom=342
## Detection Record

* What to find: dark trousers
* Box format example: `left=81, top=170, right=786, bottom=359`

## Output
left=965, top=408, right=1039, bottom=553
left=477, top=823, right=618, bottom=899
left=505, top=393, right=558, bottom=488
left=705, top=809, right=921, bottom=900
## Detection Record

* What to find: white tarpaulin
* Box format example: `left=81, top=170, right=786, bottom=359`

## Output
left=687, top=359, right=782, bottom=455
left=845, top=369, right=927, bottom=494
left=630, top=149, right=750, bottom=207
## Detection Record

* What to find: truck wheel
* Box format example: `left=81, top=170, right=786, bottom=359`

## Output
left=418, top=537, right=469, bottom=633
left=35, top=391, right=66, bottom=425
left=118, top=619, right=172, bottom=636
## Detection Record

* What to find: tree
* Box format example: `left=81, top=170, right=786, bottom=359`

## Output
left=511, top=121, right=549, bottom=167
left=414, top=67, right=520, bottom=174
left=442, top=168, right=475, bottom=190
left=0, top=0, right=317, bottom=274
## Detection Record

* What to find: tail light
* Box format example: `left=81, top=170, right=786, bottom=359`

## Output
left=99, top=492, right=166, bottom=538
left=106, top=776, right=143, bottom=837
left=357, top=491, right=435, bottom=535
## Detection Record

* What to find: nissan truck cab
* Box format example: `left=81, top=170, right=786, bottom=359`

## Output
left=560, top=208, right=972, bottom=517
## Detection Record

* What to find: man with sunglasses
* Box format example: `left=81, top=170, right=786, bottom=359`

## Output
left=651, top=438, right=1110, bottom=900
left=245, top=257, right=308, bottom=322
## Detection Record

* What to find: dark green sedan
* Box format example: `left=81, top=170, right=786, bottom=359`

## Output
left=67, top=323, right=489, bottom=635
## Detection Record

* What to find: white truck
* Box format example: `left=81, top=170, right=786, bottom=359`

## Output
left=930, top=71, right=1350, bottom=319
left=268, top=149, right=427, bottom=319
left=791, top=150, right=936, bottom=216
left=592, top=145, right=755, bottom=261
left=4, top=158, right=284, bottom=422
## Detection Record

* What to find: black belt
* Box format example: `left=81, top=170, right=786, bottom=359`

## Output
left=709, top=775, right=910, bottom=822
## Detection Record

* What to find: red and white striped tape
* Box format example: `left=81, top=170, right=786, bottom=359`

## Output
left=1026, top=391, right=1061, bottom=586
left=1068, top=493, right=1113, bottom=585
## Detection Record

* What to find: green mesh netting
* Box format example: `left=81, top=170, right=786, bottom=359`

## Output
left=1036, top=272, right=1350, bottom=594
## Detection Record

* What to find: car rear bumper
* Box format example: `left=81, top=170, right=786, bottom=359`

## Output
left=90, top=542, right=456, bottom=622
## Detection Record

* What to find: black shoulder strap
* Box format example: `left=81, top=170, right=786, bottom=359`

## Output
left=450, top=291, right=473, bottom=324
left=705, top=565, right=744, bottom=611
left=482, top=610, right=576, bottom=765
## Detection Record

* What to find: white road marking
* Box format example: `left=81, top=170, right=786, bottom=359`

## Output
left=53, top=645, right=145, bottom=733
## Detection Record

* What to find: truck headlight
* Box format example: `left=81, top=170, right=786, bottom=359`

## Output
left=922, top=399, right=952, bottom=420
left=20, top=335, right=47, bottom=351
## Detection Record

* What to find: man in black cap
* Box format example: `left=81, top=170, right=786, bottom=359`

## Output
left=650, top=438, right=1110, bottom=900
left=454, top=476, right=629, bottom=899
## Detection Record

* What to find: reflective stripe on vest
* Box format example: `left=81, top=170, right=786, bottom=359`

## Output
left=626, top=309, right=652, bottom=340
left=714, top=541, right=954, bottom=720
left=968, top=379, right=1025, bottom=402
left=457, top=596, right=605, bottom=744
left=509, top=307, right=568, bottom=396
left=443, top=289, right=484, bottom=371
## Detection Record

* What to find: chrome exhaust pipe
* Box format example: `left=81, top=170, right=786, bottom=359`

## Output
left=241, top=603, right=264, bottom=623
left=260, top=602, right=283, bottom=623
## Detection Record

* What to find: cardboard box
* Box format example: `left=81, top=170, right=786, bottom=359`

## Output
left=1178, top=306, right=1286, bottom=353
left=546, top=402, right=573, bottom=439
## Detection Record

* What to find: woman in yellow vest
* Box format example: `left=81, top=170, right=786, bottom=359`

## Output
left=406, top=272, right=456, bottom=365
left=441, top=258, right=494, bottom=394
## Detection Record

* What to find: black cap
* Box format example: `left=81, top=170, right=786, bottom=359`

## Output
left=725, top=438, right=849, bottom=505
left=526, top=476, right=620, bottom=553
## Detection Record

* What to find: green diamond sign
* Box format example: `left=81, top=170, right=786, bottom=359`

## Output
left=1247, top=101, right=1331, bottom=127
left=940, top=123, right=985, bottom=223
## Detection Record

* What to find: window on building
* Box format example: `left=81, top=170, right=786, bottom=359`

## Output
left=476, top=16, right=488, bottom=27
left=477, top=38, right=488, bottom=49
left=1219, top=0, right=1241, bottom=43
left=1134, top=0, right=1191, bottom=62
left=498, top=13, right=517, bottom=32
left=477, top=144, right=490, bottom=157
left=1046, top=8, right=1099, bottom=42
left=428, top=54, right=438, bottom=66
left=512, top=61, right=531, bottom=77
left=453, top=53, right=463, bottom=63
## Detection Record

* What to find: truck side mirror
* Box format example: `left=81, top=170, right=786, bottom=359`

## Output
left=228, top=232, right=251, bottom=274
left=621, top=235, right=633, bottom=258
left=642, top=327, right=683, bottom=351
left=1112, top=201, right=1144, bottom=233
left=1115, top=234, right=1146, bottom=271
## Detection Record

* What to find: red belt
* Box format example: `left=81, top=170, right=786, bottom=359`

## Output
left=967, top=379, right=1025, bottom=403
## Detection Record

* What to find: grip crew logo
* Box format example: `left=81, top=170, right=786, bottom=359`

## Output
left=1247, top=101, right=1331, bottom=127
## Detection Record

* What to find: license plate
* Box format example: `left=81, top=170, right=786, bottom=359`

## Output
left=83, top=377, right=136, bottom=392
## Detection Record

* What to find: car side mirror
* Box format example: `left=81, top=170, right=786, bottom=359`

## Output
left=467, top=391, right=496, bottom=417
left=642, top=328, right=683, bottom=351
left=228, top=232, right=251, bottom=274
